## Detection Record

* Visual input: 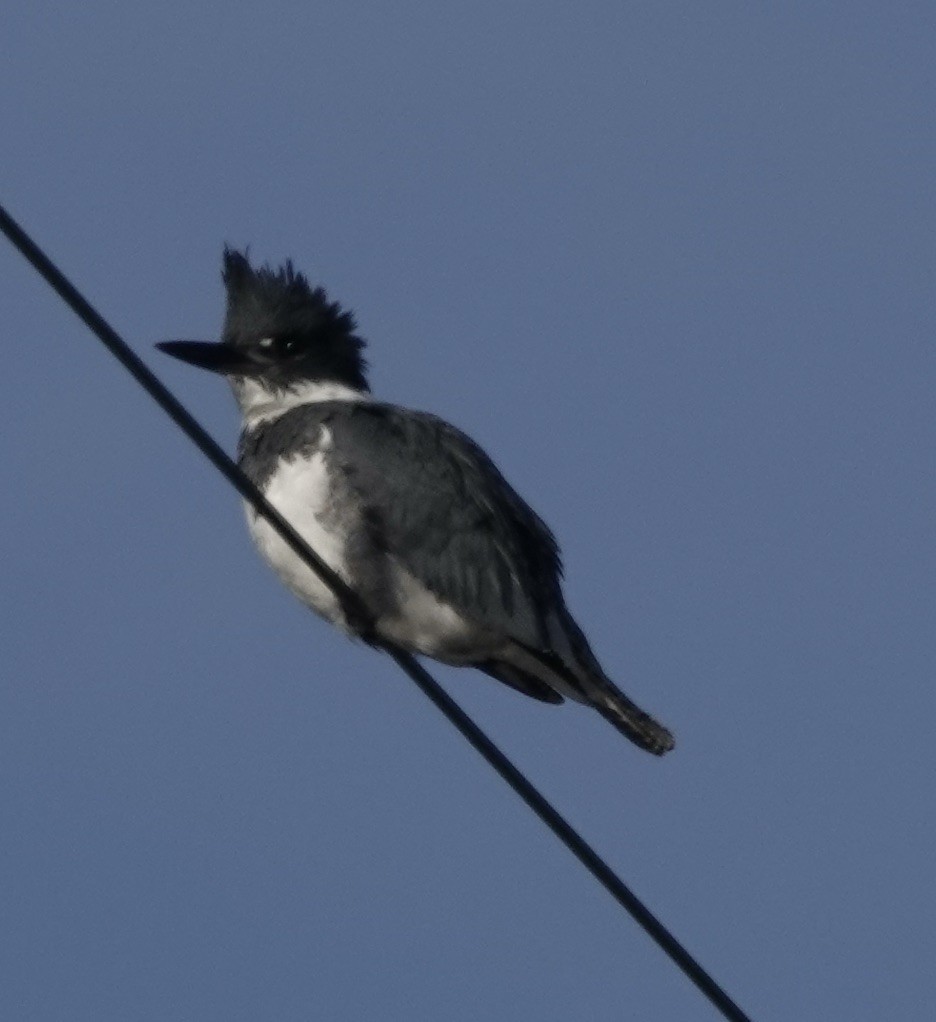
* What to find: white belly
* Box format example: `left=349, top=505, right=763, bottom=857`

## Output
left=246, top=452, right=350, bottom=627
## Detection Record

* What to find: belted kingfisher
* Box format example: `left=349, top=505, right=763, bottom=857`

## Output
left=158, top=250, right=674, bottom=755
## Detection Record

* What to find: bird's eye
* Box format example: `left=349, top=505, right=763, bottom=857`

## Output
left=257, top=335, right=303, bottom=356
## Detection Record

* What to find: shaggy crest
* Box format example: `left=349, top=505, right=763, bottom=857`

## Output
left=220, top=247, right=369, bottom=390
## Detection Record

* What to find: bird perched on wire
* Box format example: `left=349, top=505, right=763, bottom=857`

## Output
left=158, top=251, right=674, bottom=755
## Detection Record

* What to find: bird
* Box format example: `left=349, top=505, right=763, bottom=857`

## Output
left=157, top=250, right=675, bottom=755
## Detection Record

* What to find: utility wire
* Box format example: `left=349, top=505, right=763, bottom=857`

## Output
left=1, top=203, right=754, bottom=1022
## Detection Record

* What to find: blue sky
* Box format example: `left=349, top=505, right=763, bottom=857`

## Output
left=3, top=3, right=934, bottom=1019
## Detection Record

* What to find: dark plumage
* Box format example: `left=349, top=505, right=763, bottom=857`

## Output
left=238, top=400, right=562, bottom=647
left=158, top=250, right=675, bottom=755
left=221, top=248, right=369, bottom=392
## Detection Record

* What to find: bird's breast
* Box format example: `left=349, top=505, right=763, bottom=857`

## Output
left=245, top=448, right=353, bottom=627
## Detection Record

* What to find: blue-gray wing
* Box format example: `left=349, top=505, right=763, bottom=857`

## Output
left=328, top=402, right=563, bottom=647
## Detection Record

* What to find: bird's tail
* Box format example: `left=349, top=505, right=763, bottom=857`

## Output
left=508, top=637, right=675, bottom=755
left=591, top=682, right=675, bottom=756
left=548, top=606, right=675, bottom=755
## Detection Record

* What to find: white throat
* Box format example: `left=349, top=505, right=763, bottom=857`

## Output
left=232, top=377, right=371, bottom=428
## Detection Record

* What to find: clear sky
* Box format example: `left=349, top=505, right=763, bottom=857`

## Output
left=3, top=3, right=934, bottom=1020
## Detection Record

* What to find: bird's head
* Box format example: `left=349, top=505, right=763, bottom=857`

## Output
left=158, top=249, right=369, bottom=405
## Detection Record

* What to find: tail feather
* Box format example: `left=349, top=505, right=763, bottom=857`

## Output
left=475, top=659, right=565, bottom=705
left=592, top=686, right=675, bottom=756
left=550, top=607, right=675, bottom=755
left=500, top=640, right=675, bottom=755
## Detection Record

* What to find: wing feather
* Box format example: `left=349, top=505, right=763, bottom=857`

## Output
left=330, top=403, right=562, bottom=647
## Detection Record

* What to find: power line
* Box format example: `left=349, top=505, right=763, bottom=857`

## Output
left=0, top=203, right=754, bottom=1022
